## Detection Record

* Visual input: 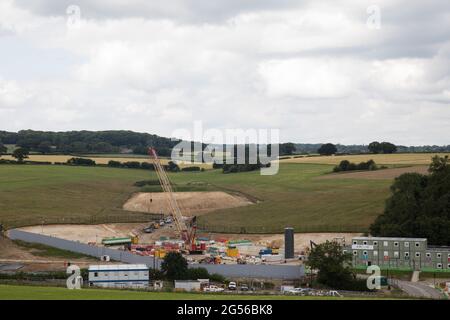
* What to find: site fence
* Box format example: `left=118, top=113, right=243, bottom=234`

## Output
left=196, top=223, right=369, bottom=234
left=8, top=229, right=162, bottom=268
left=1, top=212, right=163, bottom=230
left=7, top=229, right=304, bottom=280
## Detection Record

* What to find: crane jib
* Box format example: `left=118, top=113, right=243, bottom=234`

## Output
left=148, top=148, right=196, bottom=250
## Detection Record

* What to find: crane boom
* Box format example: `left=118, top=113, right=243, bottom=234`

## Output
left=148, top=148, right=192, bottom=245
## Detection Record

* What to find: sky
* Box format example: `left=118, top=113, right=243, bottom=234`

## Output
left=0, top=0, right=449, bottom=145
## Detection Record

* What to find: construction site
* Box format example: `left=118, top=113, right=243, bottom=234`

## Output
left=8, top=148, right=358, bottom=272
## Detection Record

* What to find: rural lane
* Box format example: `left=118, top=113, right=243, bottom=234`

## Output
left=396, top=280, right=444, bottom=299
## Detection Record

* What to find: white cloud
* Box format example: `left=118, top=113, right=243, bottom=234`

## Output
left=0, top=0, right=449, bottom=145
left=258, top=58, right=355, bottom=98
left=0, top=79, right=31, bottom=108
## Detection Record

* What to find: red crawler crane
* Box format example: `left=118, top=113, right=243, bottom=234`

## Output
left=148, top=148, right=203, bottom=254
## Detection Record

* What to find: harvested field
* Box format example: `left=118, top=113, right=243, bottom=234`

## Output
left=279, top=153, right=450, bottom=165
left=317, top=165, right=429, bottom=180
left=123, top=191, right=254, bottom=216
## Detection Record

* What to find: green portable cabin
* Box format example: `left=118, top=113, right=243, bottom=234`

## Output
left=102, top=237, right=132, bottom=246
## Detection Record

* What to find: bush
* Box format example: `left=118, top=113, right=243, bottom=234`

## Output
left=140, top=162, right=155, bottom=170
left=67, top=157, right=96, bottom=166
left=107, top=160, right=122, bottom=167
left=209, top=273, right=227, bottom=284
left=133, top=180, right=161, bottom=187
left=212, top=162, right=224, bottom=169
left=23, top=161, right=52, bottom=165
left=165, top=161, right=180, bottom=172
left=223, top=163, right=269, bottom=174
left=122, top=161, right=141, bottom=169
left=181, top=166, right=201, bottom=172
left=0, top=159, right=18, bottom=164
left=333, top=159, right=377, bottom=172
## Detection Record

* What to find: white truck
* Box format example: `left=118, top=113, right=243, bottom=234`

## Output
left=203, top=285, right=225, bottom=293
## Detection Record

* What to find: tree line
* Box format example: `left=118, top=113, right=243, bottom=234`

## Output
left=0, top=130, right=177, bottom=156
left=370, top=156, right=450, bottom=245
left=316, top=141, right=397, bottom=155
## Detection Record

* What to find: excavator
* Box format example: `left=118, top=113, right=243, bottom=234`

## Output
left=148, top=147, right=204, bottom=254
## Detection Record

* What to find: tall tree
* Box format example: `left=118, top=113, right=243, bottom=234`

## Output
left=368, top=141, right=397, bottom=154
left=317, top=143, right=337, bottom=155
left=280, top=143, right=296, bottom=156
left=161, top=252, right=188, bottom=280
left=306, top=241, right=354, bottom=289
left=380, top=142, right=397, bottom=154
left=368, top=141, right=381, bottom=154
left=12, top=147, right=29, bottom=162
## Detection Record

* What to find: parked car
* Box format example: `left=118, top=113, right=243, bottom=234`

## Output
left=159, top=220, right=165, bottom=226
left=239, top=284, right=249, bottom=291
left=228, top=282, right=237, bottom=290
left=165, top=217, right=172, bottom=224
left=327, top=290, right=343, bottom=297
left=143, top=226, right=154, bottom=233
left=285, top=288, right=311, bottom=296
left=203, top=285, right=224, bottom=293
left=286, top=288, right=307, bottom=295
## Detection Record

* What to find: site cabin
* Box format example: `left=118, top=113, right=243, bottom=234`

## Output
left=88, top=264, right=149, bottom=289
left=174, top=279, right=209, bottom=292
left=347, top=236, right=450, bottom=272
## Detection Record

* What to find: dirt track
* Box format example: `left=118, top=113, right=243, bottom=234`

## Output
left=317, top=165, right=428, bottom=180
left=123, top=191, right=253, bottom=216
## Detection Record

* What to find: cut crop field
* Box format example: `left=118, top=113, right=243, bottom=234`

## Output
left=0, top=284, right=386, bottom=300
left=280, top=153, right=450, bottom=165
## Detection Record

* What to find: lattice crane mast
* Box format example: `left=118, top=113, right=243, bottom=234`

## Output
left=148, top=148, right=198, bottom=251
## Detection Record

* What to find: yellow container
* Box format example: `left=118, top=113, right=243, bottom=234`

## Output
left=154, top=249, right=166, bottom=258
left=226, top=247, right=239, bottom=257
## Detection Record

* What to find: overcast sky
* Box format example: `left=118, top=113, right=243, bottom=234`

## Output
left=0, top=0, right=449, bottom=145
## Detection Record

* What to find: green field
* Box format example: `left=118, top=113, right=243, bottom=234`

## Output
left=0, top=162, right=392, bottom=232
left=0, top=284, right=383, bottom=300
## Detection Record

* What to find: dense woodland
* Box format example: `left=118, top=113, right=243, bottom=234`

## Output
left=370, top=156, right=450, bottom=245
left=0, top=130, right=181, bottom=156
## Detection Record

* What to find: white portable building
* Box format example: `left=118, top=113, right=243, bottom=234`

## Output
left=174, top=280, right=202, bottom=292
left=88, top=264, right=149, bottom=288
